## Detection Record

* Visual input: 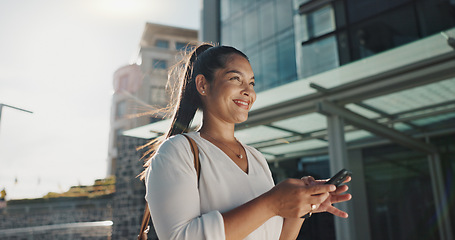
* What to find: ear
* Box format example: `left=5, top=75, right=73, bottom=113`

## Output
left=195, top=74, right=209, bottom=95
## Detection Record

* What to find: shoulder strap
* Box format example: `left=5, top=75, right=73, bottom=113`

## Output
left=138, top=134, right=200, bottom=240
left=183, top=134, right=201, bottom=181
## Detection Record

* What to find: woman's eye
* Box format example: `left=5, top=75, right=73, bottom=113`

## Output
left=250, top=81, right=255, bottom=86
left=230, top=76, right=241, bottom=81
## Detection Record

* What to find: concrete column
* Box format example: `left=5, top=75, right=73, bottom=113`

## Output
left=347, top=148, right=371, bottom=240
left=327, top=114, right=355, bottom=240
left=200, top=0, right=220, bottom=43
left=428, top=153, right=454, bottom=240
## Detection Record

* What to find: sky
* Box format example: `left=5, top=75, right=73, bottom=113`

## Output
left=0, top=0, right=199, bottom=200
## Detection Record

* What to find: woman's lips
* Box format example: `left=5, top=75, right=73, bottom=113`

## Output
left=233, top=99, right=250, bottom=109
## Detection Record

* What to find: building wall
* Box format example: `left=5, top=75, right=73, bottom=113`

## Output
left=0, top=195, right=113, bottom=240
left=111, top=135, right=157, bottom=240
left=201, top=1, right=455, bottom=240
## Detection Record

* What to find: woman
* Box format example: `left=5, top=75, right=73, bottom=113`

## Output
left=140, top=43, right=352, bottom=240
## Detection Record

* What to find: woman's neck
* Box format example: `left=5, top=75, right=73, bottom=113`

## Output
left=199, top=119, right=236, bottom=142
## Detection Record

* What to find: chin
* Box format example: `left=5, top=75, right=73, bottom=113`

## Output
left=233, top=114, right=249, bottom=123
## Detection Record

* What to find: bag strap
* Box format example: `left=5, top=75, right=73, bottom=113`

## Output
left=137, top=134, right=200, bottom=240
left=183, top=134, right=201, bottom=182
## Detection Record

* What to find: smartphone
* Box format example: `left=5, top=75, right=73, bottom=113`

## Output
left=325, top=169, right=352, bottom=187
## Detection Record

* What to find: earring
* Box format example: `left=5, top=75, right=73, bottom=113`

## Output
left=202, top=91, right=205, bottom=94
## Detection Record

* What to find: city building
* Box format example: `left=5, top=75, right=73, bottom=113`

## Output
left=109, top=23, right=198, bottom=239
left=123, top=1, right=455, bottom=239
left=107, top=23, right=198, bottom=176
left=200, top=0, right=455, bottom=239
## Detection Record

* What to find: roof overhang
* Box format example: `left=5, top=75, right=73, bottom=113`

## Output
left=124, top=28, right=455, bottom=161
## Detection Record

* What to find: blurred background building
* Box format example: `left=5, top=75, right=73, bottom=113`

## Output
left=0, top=23, right=198, bottom=240
left=109, top=23, right=198, bottom=239
left=107, top=23, right=197, bottom=176
left=122, top=0, right=455, bottom=239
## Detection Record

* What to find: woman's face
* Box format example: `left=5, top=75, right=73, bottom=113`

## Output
left=202, top=54, right=256, bottom=124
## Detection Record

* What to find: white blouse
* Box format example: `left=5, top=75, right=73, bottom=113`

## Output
left=145, top=132, right=283, bottom=240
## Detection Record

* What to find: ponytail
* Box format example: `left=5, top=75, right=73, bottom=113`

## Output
left=167, top=43, right=213, bottom=137
left=138, top=43, right=248, bottom=180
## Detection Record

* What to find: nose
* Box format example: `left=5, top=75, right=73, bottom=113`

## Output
left=241, top=85, right=252, bottom=96
left=241, top=84, right=255, bottom=100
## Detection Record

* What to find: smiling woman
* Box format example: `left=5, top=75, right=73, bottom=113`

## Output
left=137, top=43, right=352, bottom=240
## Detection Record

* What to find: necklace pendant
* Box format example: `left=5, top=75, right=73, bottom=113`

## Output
left=238, top=154, right=243, bottom=159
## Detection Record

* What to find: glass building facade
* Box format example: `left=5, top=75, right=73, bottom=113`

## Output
left=123, top=0, right=454, bottom=237
left=219, top=0, right=297, bottom=92
left=296, top=0, right=455, bottom=78
left=204, top=0, right=455, bottom=239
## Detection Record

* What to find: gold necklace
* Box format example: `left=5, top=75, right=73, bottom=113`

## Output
left=201, top=132, right=243, bottom=159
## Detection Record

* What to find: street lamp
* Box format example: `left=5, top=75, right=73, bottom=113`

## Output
left=0, top=104, right=33, bottom=135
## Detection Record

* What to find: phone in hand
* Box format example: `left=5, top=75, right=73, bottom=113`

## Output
left=325, top=169, right=352, bottom=187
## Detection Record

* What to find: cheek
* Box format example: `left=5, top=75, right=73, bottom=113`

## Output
left=251, top=92, right=257, bottom=104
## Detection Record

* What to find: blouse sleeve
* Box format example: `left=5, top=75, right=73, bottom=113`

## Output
left=145, top=135, right=225, bottom=240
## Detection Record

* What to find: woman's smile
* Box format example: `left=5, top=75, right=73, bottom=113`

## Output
left=233, top=99, right=250, bottom=110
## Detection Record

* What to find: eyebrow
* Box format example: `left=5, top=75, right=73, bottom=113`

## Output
left=226, top=70, right=255, bottom=80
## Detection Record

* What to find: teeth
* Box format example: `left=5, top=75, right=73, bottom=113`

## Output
left=234, top=100, right=248, bottom=106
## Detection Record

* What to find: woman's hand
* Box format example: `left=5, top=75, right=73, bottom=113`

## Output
left=265, top=178, right=336, bottom=218
left=301, top=176, right=352, bottom=218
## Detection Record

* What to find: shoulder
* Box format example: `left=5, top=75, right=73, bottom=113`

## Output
left=243, top=144, right=264, bottom=159
left=158, top=134, right=191, bottom=153
left=151, top=134, right=194, bottom=168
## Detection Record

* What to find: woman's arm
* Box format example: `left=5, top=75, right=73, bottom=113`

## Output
left=279, top=218, right=305, bottom=240
left=221, top=179, right=335, bottom=240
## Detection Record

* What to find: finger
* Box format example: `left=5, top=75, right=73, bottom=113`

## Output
left=333, top=184, right=349, bottom=194
left=300, top=176, right=315, bottom=181
left=308, top=184, right=336, bottom=195
left=343, top=176, right=351, bottom=183
left=310, top=192, right=330, bottom=205
left=300, top=176, right=315, bottom=185
left=331, top=193, right=352, bottom=204
left=326, top=206, right=349, bottom=218
left=313, top=179, right=327, bottom=185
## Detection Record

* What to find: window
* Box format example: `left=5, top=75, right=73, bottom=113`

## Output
left=296, top=0, right=455, bottom=78
left=220, top=0, right=297, bottom=93
left=244, top=7, right=259, bottom=47
left=175, top=42, right=188, bottom=51
left=349, top=5, right=419, bottom=60
left=277, top=29, right=297, bottom=83
left=299, top=4, right=336, bottom=41
left=301, top=35, right=339, bottom=78
left=276, top=0, right=294, bottom=32
left=260, top=41, right=279, bottom=90
left=149, top=85, right=167, bottom=106
left=155, top=39, right=169, bottom=48
left=116, top=101, right=127, bottom=119
left=231, top=16, right=245, bottom=50
left=415, top=0, right=455, bottom=37
left=152, top=59, right=167, bottom=70
left=346, top=0, right=410, bottom=24
left=260, top=1, right=276, bottom=40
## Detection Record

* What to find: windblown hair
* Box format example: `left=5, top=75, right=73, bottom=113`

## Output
left=138, top=43, right=248, bottom=180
